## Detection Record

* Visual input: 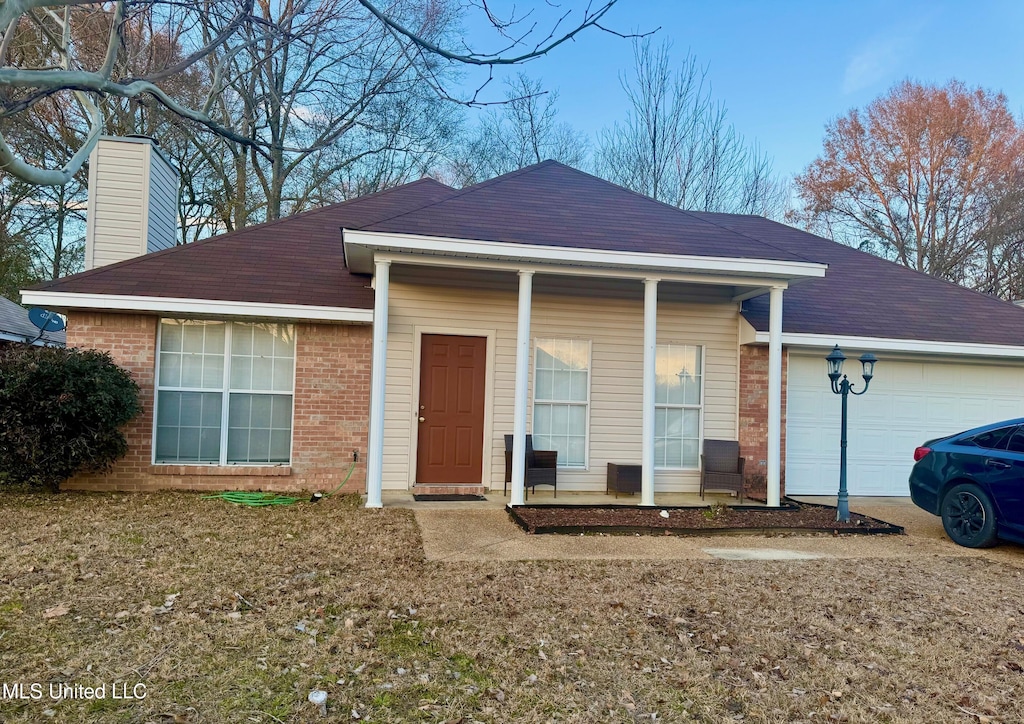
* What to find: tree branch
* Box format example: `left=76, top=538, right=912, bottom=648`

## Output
left=0, top=92, right=100, bottom=185
left=356, top=0, right=621, bottom=65
left=122, top=0, right=254, bottom=84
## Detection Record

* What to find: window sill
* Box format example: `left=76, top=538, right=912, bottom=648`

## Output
left=149, top=465, right=292, bottom=477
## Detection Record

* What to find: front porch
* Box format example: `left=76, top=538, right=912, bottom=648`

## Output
left=345, top=230, right=826, bottom=509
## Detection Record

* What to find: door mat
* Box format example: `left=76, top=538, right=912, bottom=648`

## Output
left=413, top=494, right=488, bottom=502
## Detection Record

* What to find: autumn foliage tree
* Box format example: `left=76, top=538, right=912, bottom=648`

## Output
left=794, top=80, right=1024, bottom=296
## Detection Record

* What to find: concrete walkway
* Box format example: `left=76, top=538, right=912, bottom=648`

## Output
left=404, top=494, right=1024, bottom=566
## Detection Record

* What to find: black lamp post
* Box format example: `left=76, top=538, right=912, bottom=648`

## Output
left=826, top=345, right=878, bottom=522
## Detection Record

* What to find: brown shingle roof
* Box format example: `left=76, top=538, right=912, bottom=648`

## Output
left=693, top=213, right=1024, bottom=347
left=362, top=162, right=816, bottom=263
left=33, top=161, right=1024, bottom=347
left=33, top=178, right=458, bottom=308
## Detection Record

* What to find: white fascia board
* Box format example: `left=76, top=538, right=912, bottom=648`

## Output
left=20, top=291, right=373, bottom=323
left=343, top=229, right=828, bottom=281
left=751, top=330, right=1024, bottom=359
left=379, top=252, right=791, bottom=290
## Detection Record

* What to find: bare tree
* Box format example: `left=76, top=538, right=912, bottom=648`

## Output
left=0, top=174, right=40, bottom=297
left=0, top=82, right=89, bottom=280
left=446, top=73, right=588, bottom=187
left=0, top=0, right=627, bottom=188
left=793, top=80, right=1024, bottom=292
left=957, top=172, right=1024, bottom=299
left=1, top=3, right=206, bottom=275
left=594, top=39, right=789, bottom=218
left=210, top=0, right=464, bottom=221
left=0, top=0, right=261, bottom=185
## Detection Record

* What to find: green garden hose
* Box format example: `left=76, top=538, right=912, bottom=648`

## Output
left=317, top=458, right=359, bottom=500
left=202, top=458, right=359, bottom=507
left=201, top=491, right=302, bottom=506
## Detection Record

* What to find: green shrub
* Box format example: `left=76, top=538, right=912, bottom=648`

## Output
left=0, top=345, right=141, bottom=491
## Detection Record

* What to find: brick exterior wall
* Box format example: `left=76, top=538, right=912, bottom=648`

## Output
left=63, top=312, right=371, bottom=493
left=738, top=344, right=787, bottom=500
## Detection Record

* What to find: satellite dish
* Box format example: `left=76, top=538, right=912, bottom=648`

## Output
left=28, top=307, right=66, bottom=332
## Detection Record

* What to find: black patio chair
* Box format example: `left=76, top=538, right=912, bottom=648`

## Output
left=504, top=434, right=557, bottom=500
left=700, top=439, right=746, bottom=502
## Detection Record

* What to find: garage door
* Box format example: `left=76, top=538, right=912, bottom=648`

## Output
left=786, top=353, right=1024, bottom=496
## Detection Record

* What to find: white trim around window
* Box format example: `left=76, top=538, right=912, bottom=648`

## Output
left=153, top=320, right=297, bottom=466
left=654, top=344, right=705, bottom=470
left=532, top=338, right=592, bottom=470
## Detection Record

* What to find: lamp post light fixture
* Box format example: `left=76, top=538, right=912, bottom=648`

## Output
left=826, top=345, right=878, bottom=523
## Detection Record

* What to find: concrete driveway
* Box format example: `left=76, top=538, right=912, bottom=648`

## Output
left=410, top=496, right=1024, bottom=566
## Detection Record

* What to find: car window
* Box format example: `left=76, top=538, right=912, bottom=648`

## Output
left=961, top=426, right=1015, bottom=450
left=1006, top=429, right=1024, bottom=454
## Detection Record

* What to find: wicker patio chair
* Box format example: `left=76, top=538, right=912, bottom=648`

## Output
left=504, top=434, right=557, bottom=500
left=700, top=439, right=746, bottom=502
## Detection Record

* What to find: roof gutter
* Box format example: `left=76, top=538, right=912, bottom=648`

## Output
left=0, top=330, right=62, bottom=346
left=20, top=291, right=373, bottom=323
left=750, top=330, right=1024, bottom=359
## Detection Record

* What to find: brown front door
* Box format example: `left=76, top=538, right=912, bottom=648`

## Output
left=416, top=334, right=487, bottom=484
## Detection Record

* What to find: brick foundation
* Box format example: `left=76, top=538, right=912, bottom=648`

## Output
left=738, top=344, right=787, bottom=500
left=63, top=312, right=371, bottom=493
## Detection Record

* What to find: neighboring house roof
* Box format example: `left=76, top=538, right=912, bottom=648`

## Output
left=0, top=296, right=65, bottom=346
left=26, top=161, right=1024, bottom=348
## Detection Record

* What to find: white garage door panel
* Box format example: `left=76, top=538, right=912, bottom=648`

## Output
left=787, top=426, right=825, bottom=455
left=892, top=393, right=924, bottom=423
left=786, top=354, right=1024, bottom=496
left=991, top=398, right=1021, bottom=420
left=789, top=389, right=823, bottom=417
left=960, top=397, right=991, bottom=421
left=855, top=464, right=893, bottom=496
left=856, top=428, right=892, bottom=457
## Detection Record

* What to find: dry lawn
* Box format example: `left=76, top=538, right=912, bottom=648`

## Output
left=0, top=492, right=1022, bottom=723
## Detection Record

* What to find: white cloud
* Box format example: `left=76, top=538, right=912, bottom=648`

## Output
left=842, top=24, right=923, bottom=95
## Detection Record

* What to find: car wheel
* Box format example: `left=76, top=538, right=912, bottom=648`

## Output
left=941, top=483, right=998, bottom=548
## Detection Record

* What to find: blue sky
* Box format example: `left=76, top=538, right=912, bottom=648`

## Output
left=458, top=0, right=1024, bottom=180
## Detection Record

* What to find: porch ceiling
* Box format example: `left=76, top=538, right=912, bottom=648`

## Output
left=390, top=264, right=753, bottom=303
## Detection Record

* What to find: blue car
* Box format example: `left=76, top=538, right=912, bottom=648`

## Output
left=909, top=418, right=1024, bottom=548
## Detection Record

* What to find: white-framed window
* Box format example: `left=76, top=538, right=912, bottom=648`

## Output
left=533, top=338, right=590, bottom=468
left=155, top=320, right=295, bottom=465
left=655, top=344, right=703, bottom=469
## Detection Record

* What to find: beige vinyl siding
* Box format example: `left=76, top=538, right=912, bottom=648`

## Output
left=85, top=137, right=180, bottom=270
left=86, top=140, right=148, bottom=269
left=382, top=268, right=739, bottom=492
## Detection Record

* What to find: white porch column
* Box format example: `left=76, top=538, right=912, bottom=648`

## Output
left=641, top=278, right=659, bottom=507
left=365, top=259, right=391, bottom=508
left=510, top=270, right=534, bottom=507
left=766, top=285, right=785, bottom=507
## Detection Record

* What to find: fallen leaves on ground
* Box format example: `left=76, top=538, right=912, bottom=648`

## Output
left=0, top=491, right=1020, bottom=723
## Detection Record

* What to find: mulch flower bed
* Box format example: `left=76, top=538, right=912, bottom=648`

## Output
left=508, top=499, right=904, bottom=536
